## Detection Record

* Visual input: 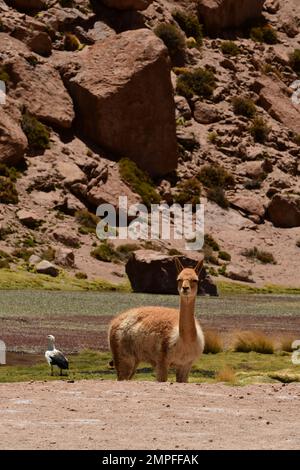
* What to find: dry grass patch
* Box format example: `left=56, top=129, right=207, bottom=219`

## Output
left=203, top=330, right=223, bottom=354
left=233, top=331, right=274, bottom=354
left=216, top=366, right=235, bottom=383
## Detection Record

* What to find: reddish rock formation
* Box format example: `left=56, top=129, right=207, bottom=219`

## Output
left=62, top=29, right=177, bottom=177
left=126, top=250, right=218, bottom=296
left=198, top=0, right=265, bottom=33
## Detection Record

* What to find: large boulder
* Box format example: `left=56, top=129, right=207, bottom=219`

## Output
left=0, top=103, right=27, bottom=166
left=255, top=77, right=300, bottom=135
left=198, top=0, right=265, bottom=34
left=126, top=250, right=218, bottom=296
left=267, top=194, right=300, bottom=228
left=62, top=29, right=177, bottom=177
left=0, top=34, right=74, bottom=129
left=100, top=0, right=153, bottom=10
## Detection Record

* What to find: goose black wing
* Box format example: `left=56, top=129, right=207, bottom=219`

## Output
left=50, top=350, right=69, bottom=369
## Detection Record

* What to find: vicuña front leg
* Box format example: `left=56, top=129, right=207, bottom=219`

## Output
left=176, top=363, right=192, bottom=383
left=156, top=360, right=168, bottom=382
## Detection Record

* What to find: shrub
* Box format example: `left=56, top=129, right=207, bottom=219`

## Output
left=249, top=117, right=269, bottom=143
left=41, top=246, right=55, bottom=261
left=218, top=250, right=231, bottom=261
left=75, top=210, right=99, bottom=234
left=232, top=96, right=256, bottom=118
left=0, top=66, right=9, bottom=83
left=280, top=336, right=296, bottom=353
left=241, top=246, right=276, bottom=264
left=203, top=330, right=223, bottom=354
left=289, top=49, right=300, bottom=74
left=234, top=331, right=274, bottom=354
left=221, top=41, right=240, bottom=56
left=115, top=243, right=139, bottom=261
left=173, top=178, right=201, bottom=206
left=172, top=10, right=203, bottom=45
left=64, top=33, right=82, bottom=51
left=91, top=241, right=119, bottom=263
left=207, top=187, right=229, bottom=209
left=244, top=179, right=262, bottom=190
left=250, top=25, right=278, bottom=44
left=21, top=113, right=50, bottom=151
left=0, top=164, right=18, bottom=181
left=293, top=134, right=300, bottom=146
left=207, top=131, right=219, bottom=145
left=12, top=247, right=33, bottom=262
left=168, top=248, right=182, bottom=256
left=75, top=271, right=88, bottom=279
left=216, top=366, right=235, bottom=383
left=0, top=249, right=12, bottom=268
left=119, top=158, right=160, bottom=208
left=198, top=165, right=234, bottom=189
left=203, top=246, right=219, bottom=265
left=296, top=239, right=300, bottom=248
left=204, top=234, right=219, bottom=251
left=176, top=68, right=216, bottom=100
left=154, top=23, right=185, bottom=61
left=0, top=176, right=18, bottom=204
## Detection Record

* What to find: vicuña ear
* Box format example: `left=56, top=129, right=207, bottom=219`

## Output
left=194, top=258, right=204, bottom=275
left=174, top=256, right=184, bottom=274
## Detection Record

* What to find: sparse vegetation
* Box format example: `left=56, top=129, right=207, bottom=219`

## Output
left=280, top=336, right=296, bottom=353
left=221, top=41, right=240, bottom=56
left=0, top=176, right=18, bottom=204
left=75, top=210, right=99, bottom=234
left=250, top=25, right=278, bottom=44
left=204, top=330, right=223, bottom=354
left=216, top=366, right=235, bottom=383
left=119, top=158, right=160, bottom=208
left=176, top=67, right=216, bottom=100
left=12, top=247, right=33, bottom=262
left=203, top=246, right=219, bottom=265
left=21, top=113, right=50, bottom=151
left=204, top=234, right=220, bottom=251
left=207, top=187, right=229, bottom=209
left=289, top=49, right=300, bottom=74
left=249, top=117, right=269, bottom=143
left=64, top=33, right=83, bottom=52
left=207, top=131, right=219, bottom=145
left=232, top=96, right=256, bottom=118
left=296, top=239, right=300, bottom=248
left=75, top=272, right=88, bottom=280
left=0, top=164, right=18, bottom=181
left=91, top=241, right=120, bottom=263
left=0, top=66, right=10, bottom=83
left=234, top=331, right=274, bottom=354
left=242, top=247, right=276, bottom=265
left=154, top=23, right=186, bottom=61
left=198, top=164, right=234, bottom=189
left=174, top=178, right=201, bottom=206
left=172, top=10, right=203, bottom=45
left=115, top=243, right=139, bottom=262
left=41, top=246, right=55, bottom=262
left=293, top=134, right=300, bottom=146
left=218, top=251, right=231, bottom=261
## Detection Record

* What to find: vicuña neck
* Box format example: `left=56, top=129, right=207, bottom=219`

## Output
left=179, top=295, right=197, bottom=341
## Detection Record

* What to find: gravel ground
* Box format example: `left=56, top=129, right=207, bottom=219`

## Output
left=0, top=380, right=299, bottom=450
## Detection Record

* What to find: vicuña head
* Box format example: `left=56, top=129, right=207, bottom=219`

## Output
left=108, top=256, right=205, bottom=383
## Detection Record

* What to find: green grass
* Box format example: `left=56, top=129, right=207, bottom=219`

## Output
left=217, top=280, right=300, bottom=295
left=0, top=269, right=129, bottom=291
left=1, top=350, right=300, bottom=385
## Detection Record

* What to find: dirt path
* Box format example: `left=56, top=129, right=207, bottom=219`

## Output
left=0, top=380, right=299, bottom=450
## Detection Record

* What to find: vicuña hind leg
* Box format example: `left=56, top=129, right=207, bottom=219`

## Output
left=176, top=363, right=192, bottom=383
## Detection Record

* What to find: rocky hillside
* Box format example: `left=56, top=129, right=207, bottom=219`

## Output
left=0, top=0, right=299, bottom=288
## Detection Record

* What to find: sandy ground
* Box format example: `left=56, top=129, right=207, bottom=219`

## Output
left=0, top=380, right=299, bottom=450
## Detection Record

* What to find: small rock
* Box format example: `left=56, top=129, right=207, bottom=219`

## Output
left=36, top=260, right=59, bottom=277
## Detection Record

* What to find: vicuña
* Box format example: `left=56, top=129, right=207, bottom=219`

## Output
left=108, top=257, right=205, bottom=382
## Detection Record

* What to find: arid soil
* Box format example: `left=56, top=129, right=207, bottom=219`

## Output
left=0, top=380, right=299, bottom=450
